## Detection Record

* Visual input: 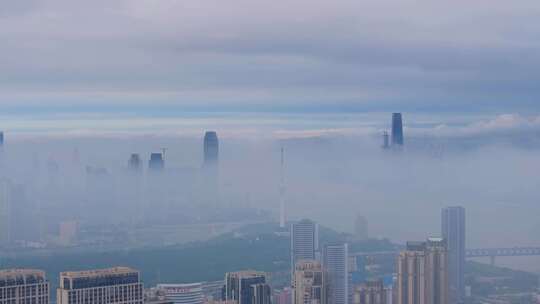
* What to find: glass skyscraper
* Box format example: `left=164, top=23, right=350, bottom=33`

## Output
left=442, top=207, right=465, bottom=304
left=391, top=113, right=404, bottom=146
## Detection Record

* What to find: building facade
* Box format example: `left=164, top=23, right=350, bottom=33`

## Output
left=396, top=238, right=448, bottom=304
left=57, top=267, right=143, bottom=304
left=323, top=243, right=348, bottom=304
left=0, top=269, right=49, bottom=304
left=291, top=220, right=318, bottom=275
left=353, top=280, right=387, bottom=304
left=442, top=206, right=465, bottom=304
left=293, top=260, right=326, bottom=304
left=223, top=271, right=269, bottom=304
left=157, top=283, right=204, bottom=304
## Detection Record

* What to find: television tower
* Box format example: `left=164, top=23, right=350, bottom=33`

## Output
left=279, top=147, right=287, bottom=228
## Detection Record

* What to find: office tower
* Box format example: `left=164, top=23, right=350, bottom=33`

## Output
left=442, top=207, right=465, bottom=304
left=0, top=269, right=49, bottom=304
left=0, top=131, right=3, bottom=147
left=391, top=113, right=404, bottom=146
left=292, top=260, right=326, bottom=304
left=279, top=147, right=287, bottom=229
left=291, top=220, right=318, bottom=274
left=128, top=154, right=142, bottom=171
left=158, top=283, right=204, bottom=304
left=251, top=284, right=271, bottom=304
left=0, top=179, right=11, bottom=245
left=57, top=267, right=143, bottom=304
left=396, top=238, right=448, bottom=304
left=203, top=131, right=219, bottom=167
left=382, top=131, right=390, bottom=149
left=354, top=215, right=368, bottom=241
left=353, top=280, right=387, bottom=304
left=223, top=271, right=269, bottom=304
left=149, top=153, right=165, bottom=171
left=323, top=243, right=349, bottom=304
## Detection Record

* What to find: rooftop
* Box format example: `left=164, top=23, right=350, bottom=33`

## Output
left=60, top=267, right=138, bottom=279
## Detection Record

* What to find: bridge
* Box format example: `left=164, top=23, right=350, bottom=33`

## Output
left=351, top=247, right=540, bottom=266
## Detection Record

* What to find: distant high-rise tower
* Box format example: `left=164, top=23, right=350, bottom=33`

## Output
left=292, top=260, right=326, bottom=304
left=323, top=243, right=349, bottom=304
left=203, top=131, right=219, bottom=167
left=224, top=271, right=270, bottom=304
left=0, top=179, right=12, bottom=245
left=0, top=269, right=49, bottom=304
left=354, top=215, right=368, bottom=241
left=128, top=153, right=142, bottom=171
left=442, top=207, right=465, bottom=304
left=149, top=153, right=164, bottom=171
left=382, top=131, right=390, bottom=149
left=353, top=280, right=388, bottom=304
left=391, top=113, right=404, bottom=146
left=291, top=219, right=318, bottom=273
left=397, top=238, right=448, bottom=304
left=0, top=131, right=4, bottom=147
left=279, top=147, right=287, bottom=228
left=57, top=267, right=143, bottom=304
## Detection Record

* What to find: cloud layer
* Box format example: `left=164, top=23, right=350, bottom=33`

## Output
left=1, top=0, right=540, bottom=111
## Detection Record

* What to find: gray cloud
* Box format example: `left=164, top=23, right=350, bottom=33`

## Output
left=1, top=0, right=540, bottom=110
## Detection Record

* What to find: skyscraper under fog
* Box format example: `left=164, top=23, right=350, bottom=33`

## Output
left=323, top=243, right=349, bottom=304
left=149, top=153, right=164, bottom=171
left=0, top=132, right=3, bottom=147
left=128, top=153, right=142, bottom=172
left=442, top=207, right=465, bottom=304
left=291, top=219, right=318, bottom=273
left=397, top=238, right=448, bottom=304
left=391, top=113, right=404, bottom=146
left=203, top=131, right=219, bottom=167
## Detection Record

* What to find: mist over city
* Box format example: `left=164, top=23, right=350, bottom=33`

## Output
left=1, top=1, right=540, bottom=304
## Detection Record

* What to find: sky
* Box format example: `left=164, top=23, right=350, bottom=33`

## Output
left=1, top=0, right=540, bottom=116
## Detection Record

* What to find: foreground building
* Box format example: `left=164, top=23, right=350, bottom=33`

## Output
left=57, top=267, right=143, bottom=304
left=223, top=271, right=270, bottom=304
left=157, top=283, right=204, bottom=304
left=396, top=238, right=448, bottom=304
left=442, top=206, right=466, bottom=304
left=323, top=243, right=348, bottom=304
left=291, top=220, right=318, bottom=277
left=353, top=280, right=387, bottom=304
left=293, top=260, right=326, bottom=304
left=0, top=269, right=49, bottom=304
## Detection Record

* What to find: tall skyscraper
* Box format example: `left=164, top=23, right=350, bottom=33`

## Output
left=442, top=207, right=465, bottom=304
left=0, top=131, right=4, bottom=147
left=149, top=153, right=165, bottom=171
left=0, top=269, right=49, bottom=304
left=203, top=131, right=219, bottom=167
left=0, top=179, right=12, bottom=245
left=391, top=113, right=404, bottom=146
left=323, top=243, right=349, bottom=304
left=128, top=153, right=142, bottom=171
left=292, top=260, right=326, bottom=304
left=223, top=271, right=270, bottom=304
left=354, top=215, right=368, bottom=241
left=382, top=131, right=390, bottom=149
left=396, top=238, right=448, bottom=304
left=57, top=267, right=143, bottom=304
left=158, top=283, right=204, bottom=304
left=279, top=147, right=287, bottom=228
left=291, top=219, right=318, bottom=274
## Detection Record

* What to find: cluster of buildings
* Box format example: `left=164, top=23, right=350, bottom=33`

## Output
left=0, top=206, right=467, bottom=304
